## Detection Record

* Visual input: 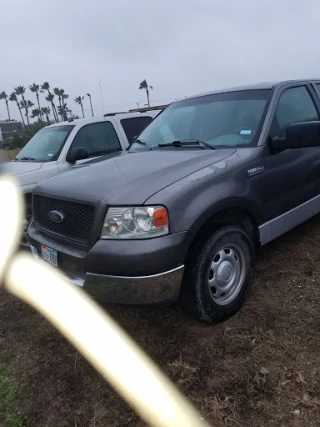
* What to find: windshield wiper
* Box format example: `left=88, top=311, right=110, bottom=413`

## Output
left=128, top=139, right=152, bottom=150
left=133, top=139, right=147, bottom=146
left=157, top=139, right=215, bottom=149
left=14, top=156, right=36, bottom=161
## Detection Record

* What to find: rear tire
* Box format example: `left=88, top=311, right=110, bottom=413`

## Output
left=181, top=225, right=254, bottom=322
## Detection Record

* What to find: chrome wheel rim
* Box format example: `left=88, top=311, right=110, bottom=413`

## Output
left=208, top=243, right=246, bottom=305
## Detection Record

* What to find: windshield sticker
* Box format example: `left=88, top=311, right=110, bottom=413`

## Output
left=47, top=153, right=53, bottom=157
left=240, top=129, right=252, bottom=135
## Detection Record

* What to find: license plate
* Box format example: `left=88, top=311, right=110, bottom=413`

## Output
left=41, top=245, right=58, bottom=267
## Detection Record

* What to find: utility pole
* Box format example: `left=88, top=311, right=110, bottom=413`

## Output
left=99, top=81, right=105, bottom=114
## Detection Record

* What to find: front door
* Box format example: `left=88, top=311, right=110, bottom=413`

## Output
left=263, top=84, right=320, bottom=221
left=67, top=121, right=123, bottom=167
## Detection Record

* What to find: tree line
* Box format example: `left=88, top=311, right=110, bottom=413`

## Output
left=0, top=79, right=153, bottom=126
left=0, top=82, right=94, bottom=126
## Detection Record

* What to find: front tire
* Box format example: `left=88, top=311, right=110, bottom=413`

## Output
left=181, top=225, right=254, bottom=322
left=20, top=205, right=32, bottom=250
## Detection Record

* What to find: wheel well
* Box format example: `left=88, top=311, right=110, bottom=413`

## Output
left=191, top=207, right=260, bottom=250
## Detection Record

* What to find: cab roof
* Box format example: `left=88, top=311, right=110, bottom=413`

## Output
left=184, top=79, right=320, bottom=101
left=47, top=109, right=160, bottom=128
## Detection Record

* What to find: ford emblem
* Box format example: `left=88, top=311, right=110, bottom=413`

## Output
left=48, top=210, right=65, bottom=224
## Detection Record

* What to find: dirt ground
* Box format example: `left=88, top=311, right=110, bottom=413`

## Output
left=1, top=215, right=320, bottom=427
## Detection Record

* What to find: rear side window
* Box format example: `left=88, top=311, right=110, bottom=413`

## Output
left=271, top=86, right=319, bottom=137
left=71, top=121, right=121, bottom=157
left=120, top=116, right=153, bottom=143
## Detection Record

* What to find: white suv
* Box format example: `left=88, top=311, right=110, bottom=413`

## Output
left=2, top=109, right=162, bottom=246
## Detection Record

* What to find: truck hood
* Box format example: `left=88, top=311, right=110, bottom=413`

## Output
left=2, top=161, right=43, bottom=176
left=35, top=149, right=236, bottom=205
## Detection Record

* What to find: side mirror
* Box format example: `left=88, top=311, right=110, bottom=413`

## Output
left=66, top=147, right=89, bottom=163
left=271, top=121, right=320, bottom=151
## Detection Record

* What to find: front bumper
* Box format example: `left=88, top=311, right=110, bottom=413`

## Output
left=65, top=266, right=184, bottom=304
left=28, top=222, right=191, bottom=305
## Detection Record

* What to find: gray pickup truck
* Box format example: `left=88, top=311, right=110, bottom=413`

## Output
left=28, top=79, right=320, bottom=322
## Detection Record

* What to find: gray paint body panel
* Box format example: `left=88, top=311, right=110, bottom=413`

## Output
left=259, top=194, right=320, bottom=245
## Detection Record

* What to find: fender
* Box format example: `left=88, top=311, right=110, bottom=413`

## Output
left=187, top=196, right=264, bottom=237
left=147, top=168, right=265, bottom=236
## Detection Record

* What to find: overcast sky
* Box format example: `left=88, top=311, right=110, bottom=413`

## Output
left=1, top=0, right=320, bottom=121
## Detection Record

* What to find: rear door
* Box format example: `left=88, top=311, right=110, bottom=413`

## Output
left=263, top=84, right=320, bottom=220
left=119, top=116, right=154, bottom=146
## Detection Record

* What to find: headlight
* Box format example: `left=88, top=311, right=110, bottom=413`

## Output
left=101, top=206, right=169, bottom=239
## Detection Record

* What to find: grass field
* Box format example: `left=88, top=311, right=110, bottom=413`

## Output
left=1, top=214, right=320, bottom=426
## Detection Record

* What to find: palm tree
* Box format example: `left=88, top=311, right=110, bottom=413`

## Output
left=15, top=85, right=29, bottom=124
left=41, top=106, right=51, bottom=123
left=41, top=82, right=50, bottom=91
left=61, top=91, right=69, bottom=121
left=53, top=87, right=63, bottom=120
left=139, top=79, right=153, bottom=107
left=29, top=84, right=43, bottom=120
left=74, top=96, right=85, bottom=118
left=0, top=91, right=11, bottom=120
left=87, top=93, right=94, bottom=117
left=61, top=89, right=69, bottom=105
left=9, top=92, right=25, bottom=126
left=31, top=108, right=42, bottom=121
left=57, top=103, right=70, bottom=121
left=20, top=100, right=33, bottom=126
left=45, top=93, right=56, bottom=119
left=28, top=100, right=34, bottom=117
left=53, top=88, right=69, bottom=121
left=41, top=82, right=58, bottom=121
left=14, top=85, right=26, bottom=102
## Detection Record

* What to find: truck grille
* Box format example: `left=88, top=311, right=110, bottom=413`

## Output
left=33, top=195, right=95, bottom=244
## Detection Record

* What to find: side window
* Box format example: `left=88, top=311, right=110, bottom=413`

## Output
left=271, top=86, right=319, bottom=138
left=120, top=116, right=153, bottom=143
left=71, top=122, right=121, bottom=157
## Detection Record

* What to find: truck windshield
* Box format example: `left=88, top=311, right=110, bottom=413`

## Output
left=131, top=89, right=271, bottom=150
left=15, top=125, right=75, bottom=162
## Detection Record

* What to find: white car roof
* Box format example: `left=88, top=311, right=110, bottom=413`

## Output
left=47, top=110, right=161, bottom=128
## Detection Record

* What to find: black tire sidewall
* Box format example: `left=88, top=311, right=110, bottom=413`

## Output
left=185, top=225, right=254, bottom=322
left=20, top=206, right=32, bottom=249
